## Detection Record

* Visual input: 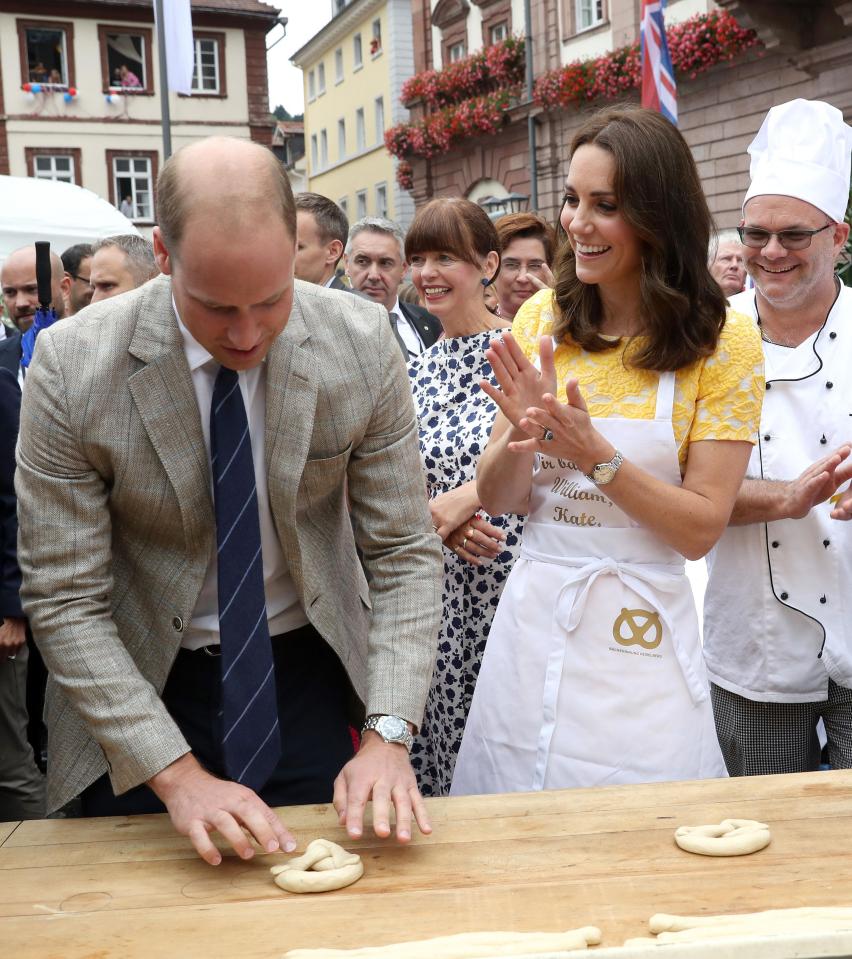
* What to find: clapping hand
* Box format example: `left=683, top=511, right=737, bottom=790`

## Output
left=782, top=445, right=852, bottom=520
left=510, top=377, right=613, bottom=474
left=480, top=333, right=557, bottom=430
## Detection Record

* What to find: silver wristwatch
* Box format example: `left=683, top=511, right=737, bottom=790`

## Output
left=585, top=449, right=624, bottom=486
left=362, top=714, right=414, bottom=752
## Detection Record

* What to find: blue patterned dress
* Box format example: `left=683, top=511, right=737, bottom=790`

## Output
left=408, top=331, right=525, bottom=796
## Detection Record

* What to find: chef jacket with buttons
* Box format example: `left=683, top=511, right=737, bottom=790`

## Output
left=704, top=285, right=852, bottom=702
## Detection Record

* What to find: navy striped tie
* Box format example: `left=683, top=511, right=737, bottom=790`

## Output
left=211, top=366, right=281, bottom=791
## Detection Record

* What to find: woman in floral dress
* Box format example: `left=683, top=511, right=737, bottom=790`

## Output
left=405, top=198, right=525, bottom=795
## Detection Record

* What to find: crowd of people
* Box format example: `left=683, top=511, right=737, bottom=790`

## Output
left=1, top=98, right=850, bottom=867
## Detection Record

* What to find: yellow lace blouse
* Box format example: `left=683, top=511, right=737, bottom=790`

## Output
left=512, top=290, right=765, bottom=472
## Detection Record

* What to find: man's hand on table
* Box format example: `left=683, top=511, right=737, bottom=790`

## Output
left=147, top=753, right=297, bottom=866
left=333, top=731, right=432, bottom=843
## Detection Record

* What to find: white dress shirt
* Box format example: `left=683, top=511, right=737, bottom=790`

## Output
left=176, top=309, right=308, bottom=650
left=388, top=298, right=424, bottom=359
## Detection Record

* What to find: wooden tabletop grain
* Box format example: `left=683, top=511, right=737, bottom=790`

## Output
left=2, top=770, right=851, bottom=958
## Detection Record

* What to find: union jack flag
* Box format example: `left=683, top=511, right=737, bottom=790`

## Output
left=640, top=0, right=677, bottom=125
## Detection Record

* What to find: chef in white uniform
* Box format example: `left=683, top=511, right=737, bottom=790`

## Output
left=704, top=99, right=852, bottom=776
left=451, top=107, right=764, bottom=795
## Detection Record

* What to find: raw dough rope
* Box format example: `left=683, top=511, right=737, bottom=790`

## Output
left=674, top=818, right=770, bottom=856
left=282, top=927, right=602, bottom=958
left=622, top=908, right=852, bottom=946
left=271, top=839, right=364, bottom=894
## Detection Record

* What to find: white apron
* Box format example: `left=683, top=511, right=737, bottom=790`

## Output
left=451, top=372, right=727, bottom=794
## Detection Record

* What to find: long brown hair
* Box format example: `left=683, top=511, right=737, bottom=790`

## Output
left=552, top=107, right=726, bottom=371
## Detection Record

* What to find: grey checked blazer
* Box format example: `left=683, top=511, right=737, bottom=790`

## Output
left=16, top=275, right=442, bottom=814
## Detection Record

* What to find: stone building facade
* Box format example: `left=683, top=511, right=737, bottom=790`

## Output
left=0, top=0, right=279, bottom=228
left=405, top=0, right=852, bottom=228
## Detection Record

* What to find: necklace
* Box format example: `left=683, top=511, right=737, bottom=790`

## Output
left=756, top=318, right=798, bottom=349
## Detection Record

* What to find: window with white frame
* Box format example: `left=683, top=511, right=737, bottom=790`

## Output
left=489, top=21, right=508, bottom=44
left=320, top=129, right=328, bottom=168
left=371, top=18, right=382, bottom=55
left=375, top=183, right=387, bottom=218
left=338, top=118, right=346, bottom=160
left=356, top=189, right=367, bottom=219
left=318, top=62, right=326, bottom=94
left=191, top=36, right=220, bottom=93
left=356, top=107, right=366, bottom=151
left=374, top=96, right=385, bottom=143
left=34, top=154, right=74, bottom=184
left=335, top=48, right=343, bottom=83
left=448, top=40, right=466, bottom=62
left=104, top=32, right=148, bottom=90
left=311, top=134, right=318, bottom=170
left=24, top=25, right=69, bottom=85
left=112, top=156, right=153, bottom=220
left=576, top=0, right=605, bottom=31
left=308, top=69, right=316, bottom=100
left=353, top=34, right=363, bottom=69
left=338, top=196, right=348, bottom=217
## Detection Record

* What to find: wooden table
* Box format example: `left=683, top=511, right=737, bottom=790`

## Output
left=2, top=770, right=852, bottom=958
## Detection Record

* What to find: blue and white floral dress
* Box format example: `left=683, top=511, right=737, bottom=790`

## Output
left=408, top=331, right=525, bottom=796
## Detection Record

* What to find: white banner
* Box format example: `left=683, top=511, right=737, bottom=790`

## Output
left=155, top=0, right=194, bottom=95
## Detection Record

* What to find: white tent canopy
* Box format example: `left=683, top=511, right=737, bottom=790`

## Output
left=0, top=175, right=141, bottom=268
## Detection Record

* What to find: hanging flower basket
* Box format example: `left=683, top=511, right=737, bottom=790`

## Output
left=401, top=35, right=525, bottom=109
left=534, top=11, right=761, bottom=109
left=386, top=87, right=519, bottom=184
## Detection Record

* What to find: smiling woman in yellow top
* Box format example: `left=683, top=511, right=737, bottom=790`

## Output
left=511, top=289, right=762, bottom=474
left=451, top=106, right=764, bottom=797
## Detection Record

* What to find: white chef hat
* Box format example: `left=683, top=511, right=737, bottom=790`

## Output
left=743, top=98, right=852, bottom=222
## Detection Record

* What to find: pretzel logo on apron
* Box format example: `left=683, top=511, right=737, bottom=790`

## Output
left=612, top=608, right=663, bottom=650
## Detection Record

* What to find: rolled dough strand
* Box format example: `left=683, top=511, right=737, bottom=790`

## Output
left=283, top=926, right=602, bottom=958
left=650, top=906, right=852, bottom=934
left=650, top=918, right=852, bottom=943
left=674, top=818, right=770, bottom=856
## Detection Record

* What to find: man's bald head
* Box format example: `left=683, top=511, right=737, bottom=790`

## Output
left=1, top=245, right=66, bottom=332
left=156, top=137, right=296, bottom=256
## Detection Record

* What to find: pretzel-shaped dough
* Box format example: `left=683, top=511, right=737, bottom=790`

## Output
left=674, top=818, right=770, bottom=857
left=271, top=839, right=364, bottom=894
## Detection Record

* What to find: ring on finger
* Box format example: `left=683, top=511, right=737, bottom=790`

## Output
left=542, top=427, right=554, bottom=442
left=461, top=537, right=468, bottom=550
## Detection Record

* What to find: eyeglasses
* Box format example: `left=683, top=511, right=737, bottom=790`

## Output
left=70, top=273, right=92, bottom=287
left=501, top=260, right=547, bottom=277
left=737, top=222, right=833, bottom=251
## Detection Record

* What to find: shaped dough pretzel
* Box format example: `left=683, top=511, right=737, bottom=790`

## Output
left=674, top=818, right=770, bottom=856
left=271, top=839, right=364, bottom=894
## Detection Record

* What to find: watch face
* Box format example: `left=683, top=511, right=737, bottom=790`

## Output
left=378, top=715, right=406, bottom=740
left=593, top=465, right=613, bottom=482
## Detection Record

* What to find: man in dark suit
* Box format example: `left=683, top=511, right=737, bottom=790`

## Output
left=294, top=193, right=350, bottom=290
left=0, top=367, right=46, bottom=820
left=344, top=217, right=440, bottom=360
left=1, top=246, right=68, bottom=382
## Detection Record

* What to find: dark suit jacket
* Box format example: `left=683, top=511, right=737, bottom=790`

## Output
left=0, top=330, right=22, bottom=378
left=0, top=367, right=23, bottom=620
left=327, top=274, right=351, bottom=292
left=399, top=302, right=441, bottom=351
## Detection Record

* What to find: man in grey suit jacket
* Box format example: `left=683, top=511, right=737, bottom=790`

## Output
left=16, top=138, right=442, bottom=864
